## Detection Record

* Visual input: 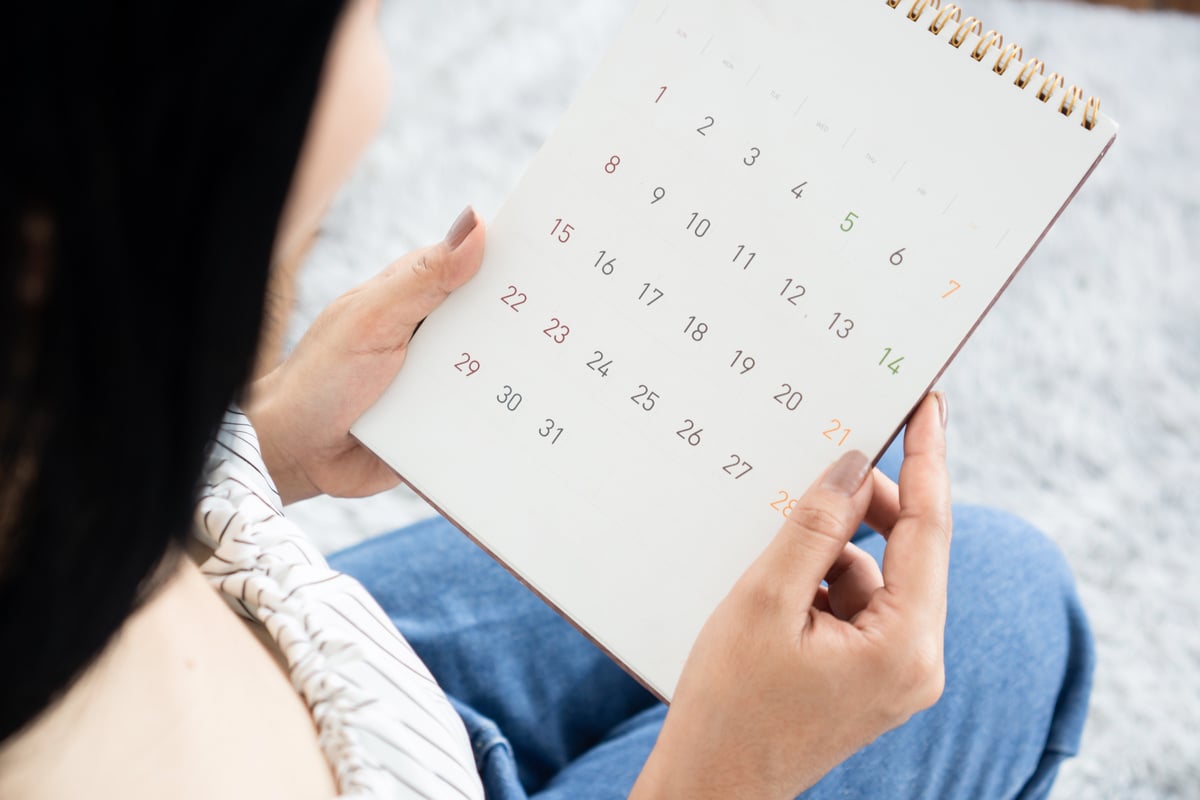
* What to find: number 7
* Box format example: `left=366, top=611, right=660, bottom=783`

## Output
left=942, top=280, right=961, bottom=298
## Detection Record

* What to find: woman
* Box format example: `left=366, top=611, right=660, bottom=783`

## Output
left=0, top=0, right=1094, bottom=797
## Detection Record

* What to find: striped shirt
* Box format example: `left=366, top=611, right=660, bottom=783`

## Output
left=193, top=409, right=484, bottom=799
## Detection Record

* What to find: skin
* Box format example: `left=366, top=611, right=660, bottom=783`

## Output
left=0, top=0, right=955, bottom=795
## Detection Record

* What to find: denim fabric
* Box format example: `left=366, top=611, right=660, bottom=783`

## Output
left=329, top=437, right=1094, bottom=799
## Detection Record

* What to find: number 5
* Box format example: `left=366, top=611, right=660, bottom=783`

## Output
left=840, top=211, right=859, bottom=232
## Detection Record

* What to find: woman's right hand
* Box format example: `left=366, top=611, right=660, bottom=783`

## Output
left=631, top=392, right=952, bottom=800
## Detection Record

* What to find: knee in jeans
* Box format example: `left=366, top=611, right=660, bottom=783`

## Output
left=951, top=505, right=1076, bottom=593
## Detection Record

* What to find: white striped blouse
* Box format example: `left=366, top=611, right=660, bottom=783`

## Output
left=193, top=409, right=484, bottom=799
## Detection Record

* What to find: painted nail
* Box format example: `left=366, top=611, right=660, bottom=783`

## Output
left=444, top=206, right=477, bottom=251
left=934, top=391, right=949, bottom=430
left=820, top=450, right=870, bottom=497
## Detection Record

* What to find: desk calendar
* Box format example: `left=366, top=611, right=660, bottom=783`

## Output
left=353, top=0, right=1118, bottom=699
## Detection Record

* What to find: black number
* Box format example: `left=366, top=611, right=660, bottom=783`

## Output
left=675, top=419, right=703, bottom=446
left=828, top=313, right=854, bottom=339
left=733, top=245, right=756, bottom=270
left=779, top=278, right=806, bottom=305
left=631, top=385, right=659, bottom=411
left=594, top=250, right=616, bottom=275
left=542, top=318, right=570, bottom=344
left=539, top=419, right=564, bottom=444
left=890, top=248, right=906, bottom=266
left=604, top=155, right=621, bottom=174
left=500, top=285, right=527, bottom=311
left=743, top=146, right=761, bottom=166
left=496, top=385, right=522, bottom=411
left=686, top=213, right=711, bottom=237
left=722, top=454, right=754, bottom=479
left=791, top=181, right=808, bottom=199
left=651, top=186, right=666, bottom=204
left=730, top=350, right=756, bottom=374
left=453, top=353, right=480, bottom=376
left=697, top=115, right=715, bottom=135
left=773, top=384, right=804, bottom=411
left=639, top=283, right=664, bottom=306
left=683, top=316, right=708, bottom=342
left=586, top=351, right=612, bottom=377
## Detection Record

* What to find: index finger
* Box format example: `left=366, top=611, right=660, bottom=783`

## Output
left=877, top=392, right=952, bottom=627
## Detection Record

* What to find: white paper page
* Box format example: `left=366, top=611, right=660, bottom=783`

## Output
left=352, top=0, right=1116, bottom=699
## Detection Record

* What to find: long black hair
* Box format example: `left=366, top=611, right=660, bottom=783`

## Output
left=0, top=1, right=344, bottom=741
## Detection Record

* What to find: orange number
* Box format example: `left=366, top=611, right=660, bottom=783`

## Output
left=942, top=279, right=961, bottom=298
left=823, top=419, right=852, bottom=446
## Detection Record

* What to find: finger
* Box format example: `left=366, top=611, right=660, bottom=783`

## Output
left=361, top=206, right=486, bottom=340
left=824, top=541, right=884, bottom=621
left=864, top=468, right=900, bottom=537
left=757, top=449, right=874, bottom=602
left=878, top=392, right=952, bottom=627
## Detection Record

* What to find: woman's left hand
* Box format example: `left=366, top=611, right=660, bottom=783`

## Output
left=245, top=207, right=485, bottom=505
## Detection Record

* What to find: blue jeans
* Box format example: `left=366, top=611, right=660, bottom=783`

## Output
left=329, top=440, right=1094, bottom=799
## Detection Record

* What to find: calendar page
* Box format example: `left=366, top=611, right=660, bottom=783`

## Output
left=353, top=0, right=1117, bottom=699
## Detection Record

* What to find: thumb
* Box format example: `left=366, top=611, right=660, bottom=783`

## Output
left=760, top=450, right=874, bottom=602
left=360, top=206, right=486, bottom=338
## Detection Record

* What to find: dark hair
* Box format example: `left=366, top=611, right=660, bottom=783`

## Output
left=0, top=2, right=344, bottom=742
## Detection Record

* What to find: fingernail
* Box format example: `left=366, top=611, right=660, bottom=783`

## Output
left=820, top=450, right=870, bottom=497
left=933, top=391, right=949, bottom=430
left=444, top=205, right=477, bottom=251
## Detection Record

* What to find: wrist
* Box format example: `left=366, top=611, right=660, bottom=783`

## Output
left=242, top=375, right=318, bottom=506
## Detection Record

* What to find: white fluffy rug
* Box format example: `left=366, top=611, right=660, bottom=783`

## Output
left=285, top=1, right=1200, bottom=796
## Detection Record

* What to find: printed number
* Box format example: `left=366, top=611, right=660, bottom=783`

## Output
left=651, top=186, right=667, bottom=204
left=594, top=250, right=616, bottom=275
left=769, top=490, right=803, bottom=519
left=743, top=147, right=761, bottom=166
left=550, top=218, right=574, bottom=243
left=683, top=316, right=708, bottom=342
left=828, top=312, right=854, bottom=339
left=943, top=280, right=961, bottom=298
left=779, top=278, right=806, bottom=305
left=605, top=155, right=621, bottom=174
left=586, top=351, right=612, bottom=377
left=539, top=419, right=564, bottom=444
left=631, top=385, right=659, bottom=411
left=542, top=318, right=570, bottom=344
left=500, top=285, right=527, bottom=311
left=823, top=419, right=852, bottom=446
left=879, top=347, right=904, bottom=375
left=639, top=283, right=664, bottom=306
left=840, top=211, right=859, bottom=232
left=686, top=213, right=711, bottom=237
left=453, top=353, right=480, bottom=376
left=675, top=419, right=703, bottom=446
left=496, top=385, right=522, bottom=411
left=697, top=115, right=715, bottom=135
left=730, top=350, right=756, bottom=374
left=722, top=454, right=754, bottom=479
left=733, top=245, right=756, bottom=270
left=773, top=384, right=804, bottom=411
left=791, top=181, right=808, bottom=199
left=890, top=247, right=906, bottom=266
left=656, top=85, right=668, bottom=103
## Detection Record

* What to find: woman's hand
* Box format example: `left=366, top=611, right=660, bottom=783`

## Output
left=245, top=207, right=485, bottom=505
left=631, top=392, right=951, bottom=800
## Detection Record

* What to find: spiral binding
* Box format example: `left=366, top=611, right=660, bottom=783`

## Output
left=884, top=0, right=1100, bottom=130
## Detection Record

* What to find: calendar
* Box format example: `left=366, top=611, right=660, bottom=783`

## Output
left=353, top=0, right=1118, bottom=700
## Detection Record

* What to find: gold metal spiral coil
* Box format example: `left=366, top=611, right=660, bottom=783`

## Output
left=1013, top=58, right=1045, bottom=89
left=1036, top=72, right=1064, bottom=102
left=949, top=16, right=982, bottom=48
left=908, top=0, right=940, bottom=22
left=929, top=4, right=961, bottom=35
left=992, top=43, right=1023, bottom=75
left=885, top=0, right=1103, bottom=131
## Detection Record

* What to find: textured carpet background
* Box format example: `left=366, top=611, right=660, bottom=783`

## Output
left=284, top=1, right=1200, bottom=796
